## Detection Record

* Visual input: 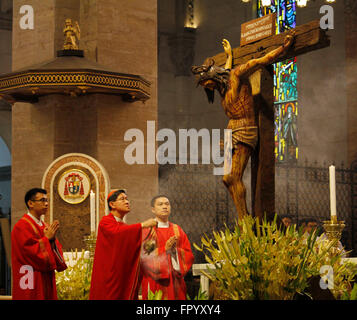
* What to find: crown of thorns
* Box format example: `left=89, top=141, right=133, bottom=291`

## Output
left=191, top=58, right=230, bottom=103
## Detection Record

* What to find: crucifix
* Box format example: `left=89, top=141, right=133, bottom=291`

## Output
left=191, top=19, right=330, bottom=221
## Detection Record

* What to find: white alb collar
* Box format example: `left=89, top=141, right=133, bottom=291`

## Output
left=157, top=220, right=169, bottom=228
left=27, top=212, right=44, bottom=226
left=113, top=215, right=123, bottom=223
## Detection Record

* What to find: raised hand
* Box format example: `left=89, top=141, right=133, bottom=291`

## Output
left=222, top=38, right=233, bottom=70
left=222, top=38, right=232, bottom=56
left=165, top=235, right=178, bottom=253
left=44, top=220, right=60, bottom=240
left=141, top=218, right=158, bottom=228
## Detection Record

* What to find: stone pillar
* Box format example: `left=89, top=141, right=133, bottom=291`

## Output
left=166, top=0, right=196, bottom=157
left=0, top=102, right=11, bottom=151
left=0, top=0, right=12, bottom=151
left=345, top=3, right=357, bottom=165
left=82, top=0, right=158, bottom=224
left=11, top=100, right=56, bottom=223
left=11, top=0, right=158, bottom=228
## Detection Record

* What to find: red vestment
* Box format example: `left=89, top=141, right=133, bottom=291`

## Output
left=11, top=214, right=67, bottom=300
left=89, top=213, right=142, bottom=300
left=141, top=223, right=194, bottom=300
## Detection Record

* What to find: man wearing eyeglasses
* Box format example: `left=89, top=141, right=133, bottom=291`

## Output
left=11, top=188, right=67, bottom=300
left=89, top=189, right=157, bottom=300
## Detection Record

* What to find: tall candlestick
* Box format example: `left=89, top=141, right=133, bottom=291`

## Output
left=90, top=190, right=96, bottom=233
left=329, top=165, right=337, bottom=219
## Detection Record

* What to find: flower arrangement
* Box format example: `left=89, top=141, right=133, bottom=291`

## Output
left=56, top=249, right=93, bottom=300
left=194, top=215, right=357, bottom=300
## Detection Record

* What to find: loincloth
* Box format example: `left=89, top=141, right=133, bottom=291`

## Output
left=231, top=126, right=258, bottom=149
left=219, top=125, right=258, bottom=150
left=220, top=125, right=258, bottom=175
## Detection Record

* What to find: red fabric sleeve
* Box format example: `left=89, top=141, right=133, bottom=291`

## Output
left=51, top=239, right=67, bottom=272
left=12, top=222, right=57, bottom=273
left=176, top=226, right=194, bottom=276
left=100, top=217, right=141, bottom=237
left=90, top=215, right=143, bottom=300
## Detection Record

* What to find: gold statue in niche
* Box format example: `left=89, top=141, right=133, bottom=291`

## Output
left=63, top=18, right=80, bottom=50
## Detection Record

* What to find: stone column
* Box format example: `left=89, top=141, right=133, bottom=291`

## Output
left=167, top=0, right=196, bottom=157
left=82, top=0, right=158, bottom=224
left=345, top=2, right=357, bottom=165
left=11, top=0, right=158, bottom=227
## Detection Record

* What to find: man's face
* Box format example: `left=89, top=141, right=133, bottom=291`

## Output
left=282, top=217, right=292, bottom=227
left=110, top=192, right=130, bottom=215
left=28, top=192, right=48, bottom=217
left=306, top=222, right=318, bottom=234
left=152, top=197, right=171, bottom=222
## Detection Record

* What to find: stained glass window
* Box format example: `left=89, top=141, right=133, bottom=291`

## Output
left=258, top=0, right=298, bottom=163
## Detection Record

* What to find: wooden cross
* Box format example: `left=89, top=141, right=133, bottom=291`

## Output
left=209, top=20, right=330, bottom=221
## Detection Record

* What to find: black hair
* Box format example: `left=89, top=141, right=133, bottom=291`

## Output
left=151, top=194, right=169, bottom=207
left=107, top=189, right=126, bottom=211
left=191, top=58, right=230, bottom=104
left=204, top=88, right=215, bottom=103
left=281, top=215, right=292, bottom=220
left=25, top=188, right=47, bottom=209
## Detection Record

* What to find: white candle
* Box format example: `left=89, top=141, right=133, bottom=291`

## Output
left=90, top=190, right=96, bottom=233
left=329, top=165, right=337, bottom=218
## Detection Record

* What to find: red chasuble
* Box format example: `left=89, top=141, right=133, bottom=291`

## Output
left=11, top=214, right=67, bottom=300
left=89, top=213, right=142, bottom=300
left=141, top=223, right=194, bottom=300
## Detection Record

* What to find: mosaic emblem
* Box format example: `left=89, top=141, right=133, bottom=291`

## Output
left=58, top=169, right=91, bottom=204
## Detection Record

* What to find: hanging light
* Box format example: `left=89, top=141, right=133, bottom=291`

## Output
left=326, top=0, right=336, bottom=3
left=297, top=0, right=308, bottom=7
left=261, top=0, right=271, bottom=6
left=241, top=0, right=250, bottom=2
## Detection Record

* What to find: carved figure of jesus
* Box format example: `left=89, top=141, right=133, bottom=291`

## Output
left=191, top=31, right=295, bottom=220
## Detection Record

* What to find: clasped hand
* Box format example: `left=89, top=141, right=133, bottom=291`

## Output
left=165, top=235, right=178, bottom=253
left=44, top=220, right=60, bottom=240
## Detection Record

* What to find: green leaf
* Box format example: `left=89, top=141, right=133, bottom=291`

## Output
left=350, top=283, right=357, bottom=300
left=194, top=214, right=357, bottom=300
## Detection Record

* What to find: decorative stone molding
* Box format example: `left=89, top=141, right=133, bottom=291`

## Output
left=0, top=51, right=151, bottom=103
left=42, top=153, right=110, bottom=249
